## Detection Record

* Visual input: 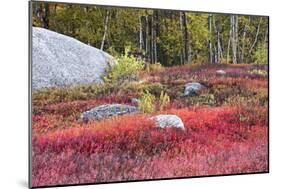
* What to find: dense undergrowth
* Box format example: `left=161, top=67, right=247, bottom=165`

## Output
left=32, top=63, right=268, bottom=187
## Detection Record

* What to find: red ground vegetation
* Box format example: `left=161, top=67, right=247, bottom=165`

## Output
left=32, top=64, right=268, bottom=187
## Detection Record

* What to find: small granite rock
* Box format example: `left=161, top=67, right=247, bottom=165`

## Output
left=216, top=70, right=226, bottom=75
left=184, top=82, right=204, bottom=96
left=131, top=98, right=140, bottom=105
left=80, top=104, right=139, bottom=122
left=152, top=115, right=185, bottom=130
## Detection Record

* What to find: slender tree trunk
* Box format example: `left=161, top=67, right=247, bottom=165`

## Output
left=227, top=25, right=231, bottom=63
left=145, top=15, right=149, bottom=60
left=35, top=3, right=49, bottom=29
left=212, top=15, right=222, bottom=63
left=179, top=12, right=189, bottom=64
left=214, top=45, right=217, bottom=63
left=264, top=19, right=268, bottom=45
left=230, top=15, right=238, bottom=64
left=154, top=11, right=158, bottom=63
left=217, top=33, right=223, bottom=62
left=43, top=3, right=49, bottom=28
left=182, top=12, right=189, bottom=63
left=54, top=4, right=57, bottom=14
left=179, top=12, right=185, bottom=65
left=208, top=14, right=213, bottom=63
left=227, top=40, right=230, bottom=63
left=241, top=16, right=250, bottom=63
left=100, top=10, right=110, bottom=51
left=235, top=16, right=239, bottom=63
left=139, top=16, right=144, bottom=51
left=249, top=17, right=262, bottom=54
left=151, top=15, right=154, bottom=64
left=264, top=23, right=268, bottom=44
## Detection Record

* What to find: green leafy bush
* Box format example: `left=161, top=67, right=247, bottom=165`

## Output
left=254, top=43, right=268, bottom=64
left=186, top=94, right=216, bottom=106
left=248, top=69, right=267, bottom=76
left=139, top=90, right=156, bottom=113
left=159, top=91, right=170, bottom=111
left=142, top=83, right=165, bottom=97
left=105, top=50, right=144, bottom=85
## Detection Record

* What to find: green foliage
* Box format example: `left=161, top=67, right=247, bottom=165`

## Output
left=32, top=84, right=115, bottom=105
left=32, top=2, right=268, bottom=66
left=139, top=90, right=156, bottom=113
left=254, top=44, right=268, bottom=64
left=105, top=49, right=144, bottom=85
left=159, top=91, right=170, bottom=111
left=142, top=83, right=165, bottom=97
left=187, top=13, right=209, bottom=62
left=248, top=69, right=268, bottom=76
left=185, top=94, right=216, bottom=106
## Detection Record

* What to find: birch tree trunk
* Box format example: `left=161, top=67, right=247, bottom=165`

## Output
left=145, top=15, right=149, bottom=60
left=212, top=15, right=223, bottom=63
left=249, top=17, right=262, bottom=54
left=183, top=12, right=189, bottom=63
left=230, top=15, right=238, bottom=64
left=235, top=15, right=240, bottom=63
left=139, top=16, right=144, bottom=51
left=226, top=25, right=231, bottom=63
left=100, top=10, right=110, bottom=51
left=179, top=12, right=189, bottom=64
left=214, top=44, right=217, bottom=63
left=241, top=17, right=250, bottom=63
left=154, top=11, right=158, bottom=63
left=180, top=12, right=185, bottom=65
left=208, top=14, right=213, bottom=63
left=151, top=15, right=154, bottom=64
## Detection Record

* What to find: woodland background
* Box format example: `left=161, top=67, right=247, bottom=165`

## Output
left=32, top=2, right=268, bottom=65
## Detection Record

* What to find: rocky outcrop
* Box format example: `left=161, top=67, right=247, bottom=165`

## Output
left=32, top=27, right=115, bottom=90
left=79, top=104, right=139, bottom=122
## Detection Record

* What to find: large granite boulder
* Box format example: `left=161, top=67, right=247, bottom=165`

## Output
left=79, top=104, right=139, bottom=122
left=152, top=115, right=185, bottom=130
left=32, top=27, right=116, bottom=90
left=184, top=82, right=205, bottom=96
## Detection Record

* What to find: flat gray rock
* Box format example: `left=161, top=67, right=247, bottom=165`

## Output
left=32, top=27, right=116, bottom=90
left=80, top=104, right=139, bottom=122
left=152, top=115, right=185, bottom=130
left=184, top=82, right=204, bottom=96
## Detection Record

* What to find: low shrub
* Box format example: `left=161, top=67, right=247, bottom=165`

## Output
left=32, top=107, right=268, bottom=187
left=104, top=50, right=144, bottom=85
left=142, top=83, right=166, bottom=97
left=185, top=93, right=216, bottom=106
left=159, top=91, right=170, bottom=111
left=32, top=84, right=116, bottom=105
left=139, top=90, right=156, bottom=113
left=248, top=69, right=267, bottom=76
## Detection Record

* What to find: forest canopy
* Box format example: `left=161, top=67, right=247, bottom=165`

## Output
left=32, top=2, right=269, bottom=66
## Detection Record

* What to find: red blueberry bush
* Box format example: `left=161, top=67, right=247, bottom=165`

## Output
left=32, top=64, right=268, bottom=187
